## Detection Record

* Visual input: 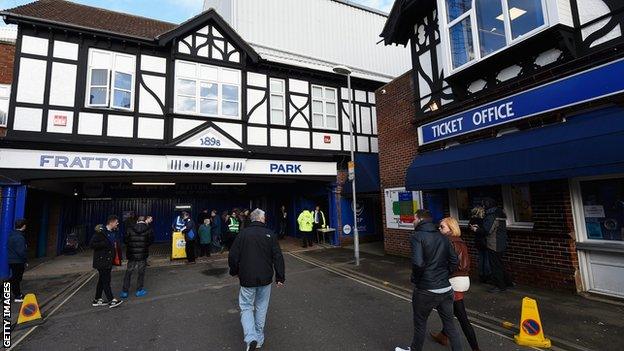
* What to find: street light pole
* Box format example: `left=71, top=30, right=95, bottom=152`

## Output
left=333, top=65, right=359, bottom=266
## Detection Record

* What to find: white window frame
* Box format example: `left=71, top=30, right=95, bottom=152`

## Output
left=173, top=60, right=241, bottom=119
left=449, top=184, right=534, bottom=229
left=85, top=49, right=135, bottom=111
left=437, top=0, right=551, bottom=75
left=0, top=84, right=11, bottom=128
left=269, top=78, right=286, bottom=126
left=311, top=85, right=338, bottom=131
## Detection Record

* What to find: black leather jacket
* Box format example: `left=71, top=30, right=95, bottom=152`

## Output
left=410, top=220, right=458, bottom=290
left=125, top=222, right=154, bottom=261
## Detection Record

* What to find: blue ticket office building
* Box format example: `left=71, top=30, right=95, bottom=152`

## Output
left=381, top=0, right=624, bottom=298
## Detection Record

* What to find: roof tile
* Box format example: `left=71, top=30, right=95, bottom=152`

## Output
left=3, top=0, right=176, bottom=40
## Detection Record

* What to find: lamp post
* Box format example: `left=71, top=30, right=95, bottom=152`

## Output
left=333, top=65, right=359, bottom=266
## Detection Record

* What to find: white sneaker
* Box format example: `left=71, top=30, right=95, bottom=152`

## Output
left=108, top=298, right=123, bottom=308
left=91, top=298, right=106, bottom=307
left=395, top=347, right=411, bottom=351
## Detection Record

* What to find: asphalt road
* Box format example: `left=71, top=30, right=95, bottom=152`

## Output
left=12, top=255, right=533, bottom=351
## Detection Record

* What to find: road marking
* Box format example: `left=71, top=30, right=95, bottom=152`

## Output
left=287, top=252, right=552, bottom=351
left=9, top=272, right=96, bottom=350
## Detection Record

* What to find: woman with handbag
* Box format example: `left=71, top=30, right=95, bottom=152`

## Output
left=430, top=217, right=480, bottom=351
left=91, top=215, right=123, bottom=308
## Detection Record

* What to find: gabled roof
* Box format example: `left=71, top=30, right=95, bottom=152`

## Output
left=1, top=0, right=176, bottom=41
left=380, top=0, right=435, bottom=46
left=1, top=0, right=259, bottom=62
left=157, top=8, right=259, bottom=63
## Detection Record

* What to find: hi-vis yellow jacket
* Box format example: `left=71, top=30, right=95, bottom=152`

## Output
left=297, top=210, right=314, bottom=232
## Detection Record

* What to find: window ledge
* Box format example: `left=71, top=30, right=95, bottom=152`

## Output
left=445, top=24, right=577, bottom=86
left=577, top=241, right=624, bottom=254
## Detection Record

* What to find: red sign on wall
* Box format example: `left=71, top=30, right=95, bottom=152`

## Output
left=53, top=114, right=67, bottom=126
left=323, top=135, right=331, bottom=143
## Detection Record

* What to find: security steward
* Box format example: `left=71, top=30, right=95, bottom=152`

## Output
left=297, top=208, right=314, bottom=248
left=224, top=210, right=241, bottom=251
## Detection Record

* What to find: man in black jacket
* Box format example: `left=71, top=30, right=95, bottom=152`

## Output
left=90, top=215, right=123, bottom=308
left=121, top=216, right=154, bottom=298
left=395, top=209, right=461, bottom=351
left=229, top=209, right=285, bottom=351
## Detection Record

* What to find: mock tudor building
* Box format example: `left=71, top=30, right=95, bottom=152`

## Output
left=378, top=0, right=624, bottom=298
left=0, top=0, right=410, bottom=275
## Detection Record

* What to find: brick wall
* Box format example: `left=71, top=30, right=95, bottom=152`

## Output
left=375, top=70, right=580, bottom=291
left=0, top=41, right=15, bottom=84
left=375, top=70, right=419, bottom=256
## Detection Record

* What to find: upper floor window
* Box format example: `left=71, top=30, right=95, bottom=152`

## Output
left=0, top=84, right=10, bottom=127
left=270, top=78, right=286, bottom=125
left=174, top=60, right=240, bottom=118
left=311, top=85, right=338, bottom=130
left=86, top=49, right=135, bottom=110
left=440, top=0, right=547, bottom=72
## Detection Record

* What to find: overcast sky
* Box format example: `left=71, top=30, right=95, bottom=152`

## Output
left=0, top=0, right=394, bottom=26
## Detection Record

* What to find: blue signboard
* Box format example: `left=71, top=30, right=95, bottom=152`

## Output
left=418, top=58, right=624, bottom=145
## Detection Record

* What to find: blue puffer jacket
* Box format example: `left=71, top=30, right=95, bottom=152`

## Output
left=8, top=229, right=27, bottom=264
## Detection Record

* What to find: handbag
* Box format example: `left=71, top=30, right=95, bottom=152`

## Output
left=112, top=241, right=122, bottom=266
left=187, top=229, right=196, bottom=241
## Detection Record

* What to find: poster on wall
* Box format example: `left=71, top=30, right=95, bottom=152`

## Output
left=384, top=187, right=423, bottom=230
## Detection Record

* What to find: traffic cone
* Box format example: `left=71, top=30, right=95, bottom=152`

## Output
left=16, top=293, right=44, bottom=329
left=514, top=297, right=551, bottom=348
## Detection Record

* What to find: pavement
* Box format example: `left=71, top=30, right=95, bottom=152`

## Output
left=303, top=243, right=624, bottom=351
left=7, top=240, right=622, bottom=351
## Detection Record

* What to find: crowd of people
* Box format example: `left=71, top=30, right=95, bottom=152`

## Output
left=5, top=198, right=512, bottom=351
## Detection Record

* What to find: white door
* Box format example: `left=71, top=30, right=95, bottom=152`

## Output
left=571, top=176, right=624, bottom=298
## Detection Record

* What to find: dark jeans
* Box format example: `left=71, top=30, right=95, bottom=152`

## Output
left=122, top=259, right=147, bottom=292
left=199, top=243, right=211, bottom=257
left=477, top=249, right=491, bottom=281
left=9, top=263, right=25, bottom=298
left=211, top=233, right=222, bottom=252
left=442, top=299, right=479, bottom=350
left=95, top=268, right=114, bottom=301
left=411, top=289, right=462, bottom=351
left=488, top=250, right=513, bottom=289
left=279, top=221, right=287, bottom=239
left=301, top=230, right=313, bottom=247
left=224, top=232, right=236, bottom=251
left=186, top=240, right=196, bottom=262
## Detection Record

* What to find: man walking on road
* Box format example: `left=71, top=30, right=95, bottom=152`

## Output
left=228, top=209, right=285, bottom=351
left=395, top=209, right=461, bottom=351
left=121, top=216, right=154, bottom=298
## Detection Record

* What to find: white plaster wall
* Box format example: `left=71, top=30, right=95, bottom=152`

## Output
left=49, top=62, right=77, bottom=107
left=13, top=107, right=42, bottom=131
left=107, top=115, right=134, bottom=138
left=21, top=35, right=48, bottom=56
left=16, top=58, right=47, bottom=104
left=270, top=128, right=288, bottom=147
left=53, top=40, right=78, bottom=60
left=137, top=117, right=164, bottom=139
left=78, top=112, right=103, bottom=136
left=247, top=126, right=268, bottom=145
